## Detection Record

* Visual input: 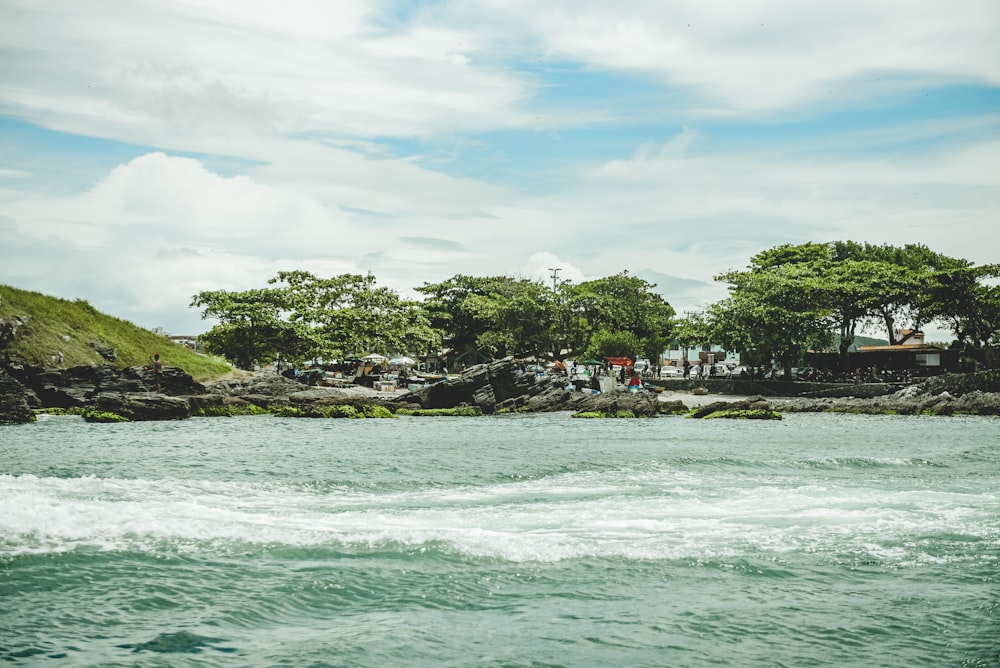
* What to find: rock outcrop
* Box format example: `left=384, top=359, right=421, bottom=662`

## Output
left=776, top=385, right=1000, bottom=415
left=688, top=396, right=776, bottom=418
left=0, top=368, right=34, bottom=424
left=392, top=357, right=664, bottom=416
left=2, top=357, right=998, bottom=423
left=5, top=363, right=206, bottom=409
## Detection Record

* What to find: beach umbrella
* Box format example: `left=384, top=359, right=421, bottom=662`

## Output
left=362, top=353, right=387, bottom=361
left=581, top=358, right=602, bottom=365
left=388, top=356, right=416, bottom=366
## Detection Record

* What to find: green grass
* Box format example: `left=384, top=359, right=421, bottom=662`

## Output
left=1, top=285, right=231, bottom=381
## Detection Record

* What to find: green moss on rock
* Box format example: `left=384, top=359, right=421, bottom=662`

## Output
left=362, top=405, right=395, bottom=419
left=571, top=410, right=644, bottom=418
left=81, top=410, right=129, bottom=423
left=701, top=409, right=782, bottom=420
left=395, top=406, right=483, bottom=417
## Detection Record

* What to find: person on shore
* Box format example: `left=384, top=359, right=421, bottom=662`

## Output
left=149, top=352, right=163, bottom=393
left=628, top=372, right=642, bottom=392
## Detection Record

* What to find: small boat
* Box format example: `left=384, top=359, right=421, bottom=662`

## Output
left=692, top=386, right=709, bottom=395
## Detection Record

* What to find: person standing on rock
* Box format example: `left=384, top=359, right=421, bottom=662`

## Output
left=150, top=352, right=163, bottom=393
left=628, top=372, right=642, bottom=392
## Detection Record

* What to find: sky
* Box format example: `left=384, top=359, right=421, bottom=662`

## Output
left=1, top=0, right=998, bottom=339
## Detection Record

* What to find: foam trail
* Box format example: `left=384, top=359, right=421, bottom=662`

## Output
left=2, top=471, right=995, bottom=564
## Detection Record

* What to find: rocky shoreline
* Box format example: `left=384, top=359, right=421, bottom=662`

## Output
left=2, top=357, right=999, bottom=424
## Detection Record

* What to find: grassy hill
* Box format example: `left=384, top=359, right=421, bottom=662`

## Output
left=0, top=285, right=232, bottom=381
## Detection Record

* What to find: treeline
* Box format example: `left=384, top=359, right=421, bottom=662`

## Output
left=190, top=242, right=999, bottom=374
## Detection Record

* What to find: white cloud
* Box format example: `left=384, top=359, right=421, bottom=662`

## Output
left=0, top=0, right=532, bottom=155
left=462, top=0, right=1000, bottom=113
left=520, top=253, right=587, bottom=286
left=1, top=0, right=997, bottom=339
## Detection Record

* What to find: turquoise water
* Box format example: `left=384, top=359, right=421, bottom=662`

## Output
left=2, top=412, right=997, bottom=666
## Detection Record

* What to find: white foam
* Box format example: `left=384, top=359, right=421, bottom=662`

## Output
left=1, top=471, right=995, bottom=565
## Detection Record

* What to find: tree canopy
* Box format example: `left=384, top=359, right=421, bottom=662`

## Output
left=189, top=242, right=996, bottom=372
left=708, top=241, right=1000, bottom=375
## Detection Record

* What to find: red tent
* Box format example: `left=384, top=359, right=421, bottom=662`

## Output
left=605, top=357, right=633, bottom=367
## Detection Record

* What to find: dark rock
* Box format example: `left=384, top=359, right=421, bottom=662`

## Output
left=89, top=341, right=118, bottom=362
left=775, top=383, right=1000, bottom=416
left=30, top=365, right=146, bottom=408
left=659, top=399, right=689, bottom=415
left=288, top=388, right=385, bottom=409
left=565, top=389, right=663, bottom=416
left=14, top=363, right=205, bottom=404
left=91, top=392, right=191, bottom=421
left=394, top=358, right=667, bottom=416
left=124, top=365, right=206, bottom=395
left=399, top=358, right=546, bottom=413
left=689, top=396, right=773, bottom=419
left=184, top=394, right=230, bottom=414
left=1, top=362, right=209, bottom=419
left=204, top=373, right=301, bottom=400
left=0, top=368, right=34, bottom=424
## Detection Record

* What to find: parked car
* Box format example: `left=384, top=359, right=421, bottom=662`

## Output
left=710, top=363, right=731, bottom=378
left=660, top=365, right=684, bottom=377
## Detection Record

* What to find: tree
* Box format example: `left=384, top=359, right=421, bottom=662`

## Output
left=416, top=275, right=560, bottom=360
left=583, top=328, right=641, bottom=360
left=190, top=288, right=307, bottom=370
left=922, top=264, right=1000, bottom=347
left=672, top=311, right=713, bottom=364
left=563, top=272, right=675, bottom=361
left=271, top=270, right=439, bottom=359
left=708, top=241, right=998, bottom=375
left=711, top=261, right=833, bottom=378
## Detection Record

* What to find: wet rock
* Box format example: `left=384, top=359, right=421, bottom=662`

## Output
left=689, top=396, right=774, bottom=419
left=0, top=368, right=33, bottom=424
left=204, top=373, right=301, bottom=401
left=124, top=365, right=206, bottom=395
left=394, top=358, right=667, bottom=416
left=398, top=358, right=546, bottom=413
left=90, top=392, right=191, bottom=421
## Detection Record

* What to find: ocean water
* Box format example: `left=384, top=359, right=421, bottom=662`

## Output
left=1, top=412, right=997, bottom=667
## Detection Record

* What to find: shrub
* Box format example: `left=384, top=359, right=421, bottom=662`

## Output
left=362, top=405, right=395, bottom=419
left=81, top=410, right=129, bottom=423
left=324, top=405, right=361, bottom=419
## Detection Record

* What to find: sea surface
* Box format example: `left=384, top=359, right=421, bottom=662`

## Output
left=1, top=412, right=997, bottom=667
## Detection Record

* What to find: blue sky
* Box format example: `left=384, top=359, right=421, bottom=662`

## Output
left=1, top=0, right=998, bottom=337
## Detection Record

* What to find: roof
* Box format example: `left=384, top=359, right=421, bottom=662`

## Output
left=605, top=356, right=633, bottom=366
left=856, top=345, right=941, bottom=353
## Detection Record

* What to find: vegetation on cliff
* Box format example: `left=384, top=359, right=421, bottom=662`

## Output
left=0, top=285, right=232, bottom=381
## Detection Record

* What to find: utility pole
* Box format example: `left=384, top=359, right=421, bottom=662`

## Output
left=548, top=267, right=561, bottom=291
